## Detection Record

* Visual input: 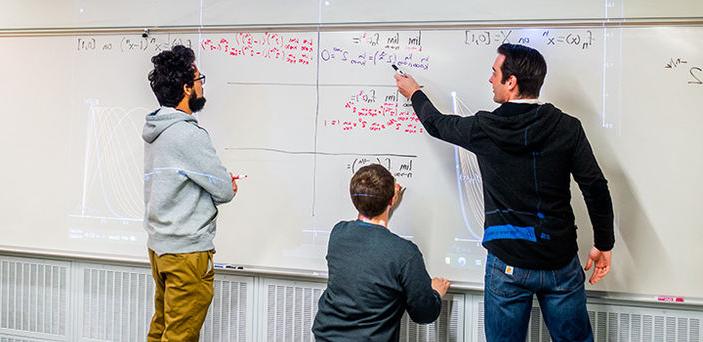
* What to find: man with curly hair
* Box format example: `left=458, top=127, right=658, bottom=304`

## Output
left=143, top=45, right=237, bottom=341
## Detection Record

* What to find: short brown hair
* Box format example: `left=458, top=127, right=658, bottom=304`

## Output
left=497, top=43, right=547, bottom=98
left=349, top=164, right=395, bottom=218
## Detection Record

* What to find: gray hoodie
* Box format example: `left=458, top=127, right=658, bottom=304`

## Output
left=142, top=107, right=235, bottom=255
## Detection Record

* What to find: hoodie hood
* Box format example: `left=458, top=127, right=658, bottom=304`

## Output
left=142, top=107, right=198, bottom=143
left=476, top=103, right=563, bottom=153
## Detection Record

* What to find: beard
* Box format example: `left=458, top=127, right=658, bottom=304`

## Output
left=189, top=91, right=207, bottom=113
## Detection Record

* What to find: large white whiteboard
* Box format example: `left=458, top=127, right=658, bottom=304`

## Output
left=1, top=25, right=702, bottom=300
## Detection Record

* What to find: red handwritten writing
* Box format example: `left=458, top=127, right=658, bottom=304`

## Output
left=201, top=33, right=314, bottom=65
left=324, top=90, right=423, bottom=135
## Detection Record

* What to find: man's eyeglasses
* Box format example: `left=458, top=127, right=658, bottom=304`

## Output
left=194, top=74, right=206, bottom=85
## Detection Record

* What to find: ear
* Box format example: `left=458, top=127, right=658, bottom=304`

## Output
left=507, top=75, right=519, bottom=91
left=183, top=83, right=192, bottom=97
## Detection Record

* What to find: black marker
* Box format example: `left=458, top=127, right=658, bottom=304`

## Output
left=392, top=64, right=423, bottom=88
left=214, top=263, right=244, bottom=270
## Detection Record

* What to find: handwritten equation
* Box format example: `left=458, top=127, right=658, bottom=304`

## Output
left=324, top=89, right=423, bottom=135
left=665, top=57, right=703, bottom=86
left=320, top=48, right=429, bottom=70
left=75, top=33, right=313, bottom=66
left=77, top=36, right=193, bottom=53
left=321, top=31, right=430, bottom=70
left=348, top=157, right=415, bottom=179
left=350, top=32, right=423, bottom=51
left=464, top=30, right=594, bottom=50
left=201, top=33, right=314, bottom=65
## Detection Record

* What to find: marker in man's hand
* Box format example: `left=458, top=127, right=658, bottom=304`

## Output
left=392, top=64, right=423, bottom=88
left=232, top=174, right=248, bottom=180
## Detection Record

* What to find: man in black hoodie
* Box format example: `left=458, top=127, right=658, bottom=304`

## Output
left=395, top=44, right=614, bottom=341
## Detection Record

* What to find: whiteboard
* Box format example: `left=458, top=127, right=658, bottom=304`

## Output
left=1, top=25, right=702, bottom=299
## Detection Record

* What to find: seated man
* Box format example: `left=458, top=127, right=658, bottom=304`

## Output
left=312, top=164, right=450, bottom=341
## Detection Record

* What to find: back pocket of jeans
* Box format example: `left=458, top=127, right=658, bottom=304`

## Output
left=485, top=254, right=530, bottom=297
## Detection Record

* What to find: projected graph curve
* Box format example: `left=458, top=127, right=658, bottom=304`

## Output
left=451, top=93, right=485, bottom=241
left=74, top=100, right=145, bottom=222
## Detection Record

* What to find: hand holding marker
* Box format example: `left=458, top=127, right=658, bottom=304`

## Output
left=392, top=64, right=423, bottom=88
left=229, top=172, right=245, bottom=193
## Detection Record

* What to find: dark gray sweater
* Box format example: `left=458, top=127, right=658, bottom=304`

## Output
left=312, top=220, right=442, bottom=341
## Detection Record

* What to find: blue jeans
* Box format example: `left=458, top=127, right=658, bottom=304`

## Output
left=483, top=253, right=593, bottom=342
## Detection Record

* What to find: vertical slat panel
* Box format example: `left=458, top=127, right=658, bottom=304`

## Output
left=620, top=313, right=631, bottom=341
left=264, top=280, right=325, bottom=342
left=643, top=315, right=653, bottom=342
left=666, top=316, right=677, bottom=342
left=0, top=257, right=68, bottom=339
left=691, top=318, right=701, bottom=342
left=79, top=265, right=155, bottom=341
left=631, top=314, right=642, bottom=342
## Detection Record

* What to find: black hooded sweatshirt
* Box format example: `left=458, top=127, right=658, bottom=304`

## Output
left=411, top=91, right=614, bottom=269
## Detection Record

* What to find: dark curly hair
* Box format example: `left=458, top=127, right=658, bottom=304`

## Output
left=148, top=45, right=196, bottom=107
left=349, top=164, right=396, bottom=218
left=497, top=43, right=547, bottom=98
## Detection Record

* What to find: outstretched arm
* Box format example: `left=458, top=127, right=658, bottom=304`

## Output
left=395, top=74, right=477, bottom=149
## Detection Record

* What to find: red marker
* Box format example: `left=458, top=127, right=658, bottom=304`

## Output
left=232, top=174, right=248, bottom=180
left=657, top=296, right=685, bottom=303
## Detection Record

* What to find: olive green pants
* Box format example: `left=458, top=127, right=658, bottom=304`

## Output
left=147, top=249, right=215, bottom=342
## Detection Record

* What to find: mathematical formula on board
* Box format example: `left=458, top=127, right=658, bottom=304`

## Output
left=75, top=31, right=431, bottom=71
left=323, top=89, right=422, bottom=135
left=347, top=157, right=415, bottom=179
left=75, top=29, right=597, bottom=65
left=77, top=36, right=194, bottom=53
left=665, top=57, right=703, bottom=86
left=202, top=33, right=314, bottom=65
left=77, top=33, right=316, bottom=66
left=464, top=29, right=595, bottom=50
left=320, top=31, right=430, bottom=71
